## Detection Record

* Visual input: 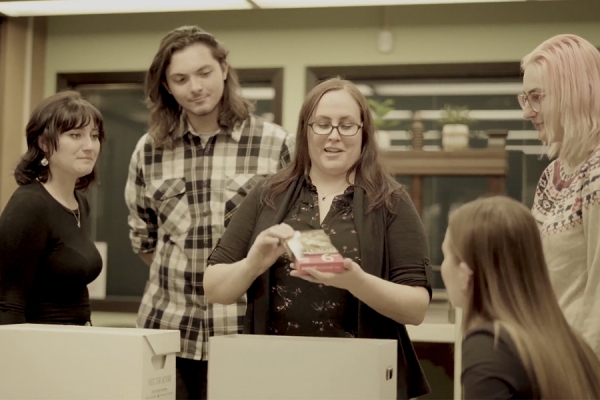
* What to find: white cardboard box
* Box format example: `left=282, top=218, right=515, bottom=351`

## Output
left=208, top=334, right=397, bottom=400
left=88, top=242, right=107, bottom=299
left=0, top=324, right=180, bottom=400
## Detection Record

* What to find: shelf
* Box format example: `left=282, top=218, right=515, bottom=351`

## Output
left=380, top=149, right=508, bottom=176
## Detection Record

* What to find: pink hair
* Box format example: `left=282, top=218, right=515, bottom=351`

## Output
left=521, top=34, right=600, bottom=167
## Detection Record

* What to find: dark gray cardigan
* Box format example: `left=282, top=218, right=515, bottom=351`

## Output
left=208, top=176, right=432, bottom=399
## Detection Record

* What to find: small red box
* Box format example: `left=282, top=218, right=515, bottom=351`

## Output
left=295, top=253, right=345, bottom=274
left=282, top=230, right=345, bottom=275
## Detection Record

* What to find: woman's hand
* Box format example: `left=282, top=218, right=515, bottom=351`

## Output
left=290, top=258, right=365, bottom=291
left=245, top=223, right=295, bottom=276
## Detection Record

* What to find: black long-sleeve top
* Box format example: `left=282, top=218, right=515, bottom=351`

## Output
left=208, top=176, right=433, bottom=399
left=0, top=181, right=102, bottom=325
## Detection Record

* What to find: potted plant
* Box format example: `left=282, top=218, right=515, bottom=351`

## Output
left=368, top=98, right=399, bottom=149
left=438, top=104, right=474, bottom=151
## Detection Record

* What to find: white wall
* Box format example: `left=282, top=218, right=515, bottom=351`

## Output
left=43, top=0, right=599, bottom=337
left=45, top=1, right=600, bottom=133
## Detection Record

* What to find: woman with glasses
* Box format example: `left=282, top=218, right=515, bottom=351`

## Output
left=519, top=34, right=600, bottom=359
left=204, top=77, right=432, bottom=399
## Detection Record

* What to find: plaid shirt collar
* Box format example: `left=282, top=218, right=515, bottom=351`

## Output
left=176, top=111, right=245, bottom=143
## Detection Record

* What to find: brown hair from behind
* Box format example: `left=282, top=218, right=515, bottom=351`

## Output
left=447, top=196, right=600, bottom=398
left=263, top=77, right=402, bottom=212
left=14, top=90, right=106, bottom=191
left=145, top=25, right=253, bottom=148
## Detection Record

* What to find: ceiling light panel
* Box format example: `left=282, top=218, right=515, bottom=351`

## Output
left=375, top=82, right=523, bottom=96
left=253, top=0, right=522, bottom=8
left=0, top=0, right=252, bottom=17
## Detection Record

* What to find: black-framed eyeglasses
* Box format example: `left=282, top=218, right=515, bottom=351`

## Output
left=308, top=122, right=363, bottom=136
left=517, top=92, right=544, bottom=113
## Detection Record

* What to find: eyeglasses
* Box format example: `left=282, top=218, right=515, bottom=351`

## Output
left=308, top=122, right=363, bottom=136
left=517, top=92, right=544, bottom=113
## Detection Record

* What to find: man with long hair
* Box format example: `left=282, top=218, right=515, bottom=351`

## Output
left=124, top=26, right=294, bottom=399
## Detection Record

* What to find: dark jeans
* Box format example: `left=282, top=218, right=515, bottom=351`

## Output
left=175, top=357, right=208, bottom=400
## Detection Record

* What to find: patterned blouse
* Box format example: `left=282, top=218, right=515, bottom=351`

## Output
left=531, top=146, right=600, bottom=358
left=268, top=181, right=360, bottom=338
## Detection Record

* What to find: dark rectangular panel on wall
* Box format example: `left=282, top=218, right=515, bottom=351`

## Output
left=306, top=61, right=522, bottom=93
left=305, top=62, right=521, bottom=294
left=56, top=68, right=285, bottom=312
left=58, top=68, right=284, bottom=125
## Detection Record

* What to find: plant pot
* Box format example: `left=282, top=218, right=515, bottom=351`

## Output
left=442, top=124, right=469, bottom=151
left=376, top=130, right=391, bottom=150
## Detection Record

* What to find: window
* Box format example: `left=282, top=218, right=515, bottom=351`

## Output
left=307, top=63, right=550, bottom=292
left=57, top=69, right=284, bottom=302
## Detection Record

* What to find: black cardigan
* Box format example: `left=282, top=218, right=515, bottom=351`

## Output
left=208, top=176, right=432, bottom=399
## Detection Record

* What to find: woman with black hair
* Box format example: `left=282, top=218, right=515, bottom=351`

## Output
left=0, top=91, right=106, bottom=326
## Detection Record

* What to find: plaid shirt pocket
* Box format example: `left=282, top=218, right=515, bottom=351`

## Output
left=224, top=174, right=267, bottom=228
left=147, top=177, right=191, bottom=236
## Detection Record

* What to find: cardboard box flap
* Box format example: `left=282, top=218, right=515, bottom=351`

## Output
left=0, top=324, right=169, bottom=336
left=145, top=332, right=180, bottom=355
left=215, top=334, right=394, bottom=346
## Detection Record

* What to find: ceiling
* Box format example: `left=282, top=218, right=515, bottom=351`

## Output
left=0, top=0, right=567, bottom=18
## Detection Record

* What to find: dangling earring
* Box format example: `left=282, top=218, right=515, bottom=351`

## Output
left=40, top=157, right=49, bottom=166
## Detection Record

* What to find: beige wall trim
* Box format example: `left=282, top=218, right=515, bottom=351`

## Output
left=0, top=17, right=46, bottom=211
left=30, top=17, right=47, bottom=118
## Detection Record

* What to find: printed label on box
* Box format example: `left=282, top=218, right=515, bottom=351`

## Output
left=282, top=230, right=345, bottom=274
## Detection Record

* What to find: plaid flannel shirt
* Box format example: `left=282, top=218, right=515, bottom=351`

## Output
left=125, top=114, right=294, bottom=360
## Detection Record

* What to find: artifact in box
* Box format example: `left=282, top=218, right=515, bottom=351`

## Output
left=282, top=230, right=345, bottom=274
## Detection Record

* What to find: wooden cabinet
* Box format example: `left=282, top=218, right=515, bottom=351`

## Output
left=380, top=148, right=509, bottom=216
left=380, top=130, right=509, bottom=298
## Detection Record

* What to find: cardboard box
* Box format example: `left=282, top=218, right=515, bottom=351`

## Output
left=208, top=334, right=397, bottom=399
left=282, top=230, right=345, bottom=274
left=0, top=324, right=180, bottom=400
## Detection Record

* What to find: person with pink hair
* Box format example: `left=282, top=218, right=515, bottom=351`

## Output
left=519, top=34, right=600, bottom=358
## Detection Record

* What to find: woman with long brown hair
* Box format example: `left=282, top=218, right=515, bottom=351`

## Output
left=441, top=196, right=600, bottom=399
left=205, top=77, right=432, bottom=399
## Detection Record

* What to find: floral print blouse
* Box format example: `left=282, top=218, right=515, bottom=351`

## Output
left=268, top=181, right=360, bottom=338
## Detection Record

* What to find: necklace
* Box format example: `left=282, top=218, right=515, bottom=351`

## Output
left=318, top=184, right=348, bottom=201
left=39, top=182, right=81, bottom=227
left=69, top=208, right=81, bottom=228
